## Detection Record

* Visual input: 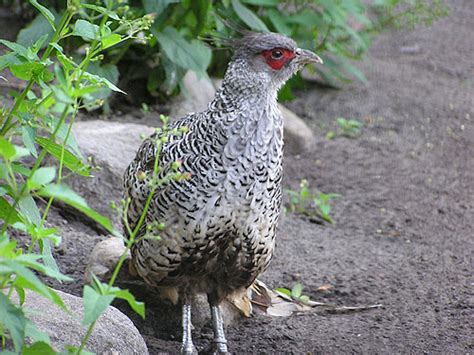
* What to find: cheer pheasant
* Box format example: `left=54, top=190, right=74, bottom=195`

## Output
left=124, top=31, right=322, bottom=354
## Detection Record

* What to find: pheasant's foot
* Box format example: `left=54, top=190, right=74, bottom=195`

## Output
left=209, top=303, right=229, bottom=354
left=181, top=302, right=198, bottom=354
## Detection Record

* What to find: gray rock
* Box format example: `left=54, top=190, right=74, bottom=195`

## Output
left=68, top=121, right=155, bottom=228
left=84, top=237, right=129, bottom=284
left=279, top=104, right=315, bottom=155
left=170, top=70, right=215, bottom=118
left=19, top=289, right=148, bottom=354
left=73, top=120, right=155, bottom=176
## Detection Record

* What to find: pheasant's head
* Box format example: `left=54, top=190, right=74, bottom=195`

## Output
left=226, top=31, right=322, bottom=93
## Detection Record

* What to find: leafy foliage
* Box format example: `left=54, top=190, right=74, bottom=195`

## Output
left=275, top=282, right=312, bottom=304
left=285, top=179, right=340, bottom=223
left=7, top=0, right=448, bottom=103
left=0, top=2, right=188, bottom=352
left=336, top=118, right=364, bottom=137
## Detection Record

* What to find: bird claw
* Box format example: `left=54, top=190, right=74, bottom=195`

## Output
left=201, top=342, right=229, bottom=355
left=181, top=342, right=198, bottom=355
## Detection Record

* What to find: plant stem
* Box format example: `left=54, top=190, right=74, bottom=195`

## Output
left=0, top=9, right=73, bottom=136
left=77, top=320, right=97, bottom=354
left=1, top=106, right=70, bottom=235
left=0, top=80, right=34, bottom=135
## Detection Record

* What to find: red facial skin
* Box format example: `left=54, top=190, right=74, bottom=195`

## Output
left=261, top=48, right=296, bottom=70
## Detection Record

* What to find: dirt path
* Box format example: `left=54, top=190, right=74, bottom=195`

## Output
left=226, top=0, right=473, bottom=353
left=132, top=1, right=474, bottom=352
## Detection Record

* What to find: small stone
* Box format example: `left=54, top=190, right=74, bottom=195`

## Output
left=399, top=44, right=421, bottom=54
left=85, top=237, right=128, bottom=284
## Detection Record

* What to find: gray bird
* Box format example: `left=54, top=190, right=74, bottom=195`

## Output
left=124, top=31, right=322, bottom=354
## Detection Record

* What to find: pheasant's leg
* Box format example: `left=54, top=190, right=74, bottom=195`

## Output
left=181, top=302, right=197, bottom=354
left=209, top=302, right=229, bottom=353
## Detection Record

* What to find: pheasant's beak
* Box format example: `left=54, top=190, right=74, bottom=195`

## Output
left=295, top=48, right=323, bottom=65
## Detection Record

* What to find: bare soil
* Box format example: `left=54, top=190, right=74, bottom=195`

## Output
left=2, top=0, right=473, bottom=353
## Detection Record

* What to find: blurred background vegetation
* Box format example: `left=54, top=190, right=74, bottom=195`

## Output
left=2, top=0, right=447, bottom=105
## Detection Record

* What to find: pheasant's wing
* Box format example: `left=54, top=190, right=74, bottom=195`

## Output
left=123, top=113, right=197, bottom=235
left=123, top=136, right=157, bottom=235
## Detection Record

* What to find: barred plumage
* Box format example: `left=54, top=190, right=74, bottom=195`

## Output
left=123, top=31, right=322, bottom=354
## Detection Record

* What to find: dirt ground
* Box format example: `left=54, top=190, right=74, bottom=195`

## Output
left=2, top=0, right=473, bottom=353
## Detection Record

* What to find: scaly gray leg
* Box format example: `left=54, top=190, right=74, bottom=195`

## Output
left=181, top=302, right=197, bottom=354
left=209, top=303, right=229, bottom=354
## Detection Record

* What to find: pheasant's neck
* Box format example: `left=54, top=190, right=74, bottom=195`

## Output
left=209, top=86, right=283, bottom=165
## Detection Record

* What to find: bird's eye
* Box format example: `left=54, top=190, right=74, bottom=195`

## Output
left=271, top=49, right=283, bottom=60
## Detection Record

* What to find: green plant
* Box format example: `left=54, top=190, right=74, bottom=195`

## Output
left=336, top=117, right=363, bottom=137
left=285, top=179, right=339, bottom=223
left=0, top=1, right=188, bottom=352
left=275, top=283, right=311, bottom=304
left=8, top=0, right=448, bottom=103
left=78, top=114, right=188, bottom=353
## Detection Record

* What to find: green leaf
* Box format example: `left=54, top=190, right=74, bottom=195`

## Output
left=17, top=12, right=56, bottom=47
left=11, top=162, right=31, bottom=177
left=15, top=254, right=70, bottom=281
left=82, top=62, right=121, bottom=105
left=142, top=0, right=178, bottom=14
left=81, top=4, right=120, bottom=20
left=23, top=341, right=56, bottom=355
left=291, top=283, right=302, bottom=299
left=30, top=0, right=56, bottom=31
left=10, top=62, right=53, bottom=82
left=0, top=52, right=22, bottom=71
left=35, top=136, right=90, bottom=176
left=73, top=19, right=100, bottom=41
left=299, top=295, right=310, bottom=303
left=0, top=137, right=16, bottom=159
left=274, top=287, right=292, bottom=297
left=38, top=238, right=60, bottom=275
left=155, top=27, right=211, bottom=74
left=37, top=184, right=114, bottom=234
left=82, top=70, right=126, bottom=94
left=287, top=10, right=321, bottom=27
left=101, top=33, right=122, bottom=50
left=338, top=58, right=367, bottom=83
left=22, top=125, right=38, bottom=158
left=64, top=346, right=95, bottom=355
left=0, top=39, right=31, bottom=60
left=0, top=260, right=66, bottom=309
left=111, top=288, right=145, bottom=319
left=231, top=0, right=268, bottom=31
left=18, top=194, right=42, bottom=226
left=241, top=0, right=278, bottom=5
left=0, top=293, right=27, bottom=352
left=28, top=167, right=56, bottom=190
left=24, top=322, right=50, bottom=345
left=48, top=116, right=84, bottom=160
left=82, top=285, right=115, bottom=325
left=12, top=145, right=31, bottom=161
left=267, top=9, right=292, bottom=36
left=0, top=197, right=22, bottom=224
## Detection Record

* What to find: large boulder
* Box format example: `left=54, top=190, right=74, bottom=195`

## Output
left=19, top=289, right=148, bottom=354
left=68, top=121, right=155, bottom=229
